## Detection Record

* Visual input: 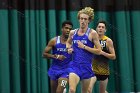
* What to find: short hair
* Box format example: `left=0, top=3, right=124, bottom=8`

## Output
left=77, top=7, right=94, bottom=22
left=97, top=20, right=107, bottom=28
left=62, top=20, right=73, bottom=28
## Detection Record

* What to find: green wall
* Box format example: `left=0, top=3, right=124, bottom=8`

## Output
left=0, top=0, right=140, bottom=92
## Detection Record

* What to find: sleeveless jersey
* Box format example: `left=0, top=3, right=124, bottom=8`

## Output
left=51, top=36, right=72, bottom=69
left=72, top=28, right=94, bottom=64
left=92, top=35, right=110, bottom=75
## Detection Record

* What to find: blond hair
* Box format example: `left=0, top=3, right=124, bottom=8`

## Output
left=77, top=7, right=94, bottom=22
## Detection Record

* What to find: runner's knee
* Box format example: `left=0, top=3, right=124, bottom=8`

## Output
left=69, top=87, right=76, bottom=93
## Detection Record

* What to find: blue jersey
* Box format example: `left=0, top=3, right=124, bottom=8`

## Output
left=72, top=28, right=94, bottom=64
left=68, top=28, right=95, bottom=79
left=51, top=36, right=72, bottom=69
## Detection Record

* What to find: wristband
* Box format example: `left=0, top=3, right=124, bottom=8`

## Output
left=83, top=45, right=86, bottom=49
left=56, top=55, right=59, bottom=59
left=66, top=48, right=69, bottom=51
left=66, top=47, right=71, bottom=52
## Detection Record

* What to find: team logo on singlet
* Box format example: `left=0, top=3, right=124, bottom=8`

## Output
left=57, top=48, right=67, bottom=52
left=73, top=40, right=87, bottom=44
left=100, top=41, right=106, bottom=49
